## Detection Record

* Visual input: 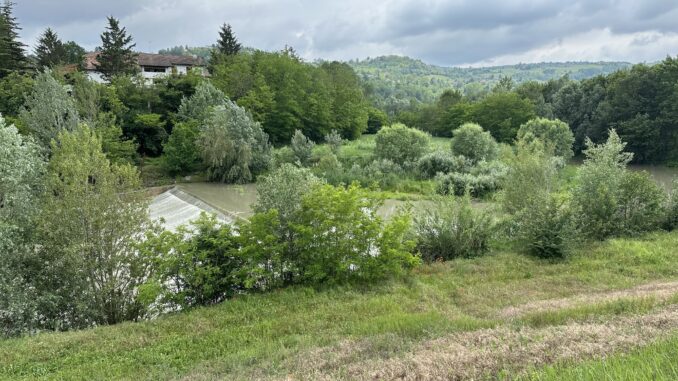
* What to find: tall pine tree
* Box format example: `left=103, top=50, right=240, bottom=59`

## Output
left=216, top=23, right=241, bottom=55
left=209, top=23, right=241, bottom=70
left=0, top=1, right=27, bottom=78
left=95, top=17, right=137, bottom=80
left=34, top=28, right=66, bottom=68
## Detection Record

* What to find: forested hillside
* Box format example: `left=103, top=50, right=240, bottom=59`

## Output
left=349, top=55, right=631, bottom=114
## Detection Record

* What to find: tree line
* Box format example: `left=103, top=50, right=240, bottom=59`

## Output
left=397, top=60, right=678, bottom=165
left=0, top=9, right=372, bottom=168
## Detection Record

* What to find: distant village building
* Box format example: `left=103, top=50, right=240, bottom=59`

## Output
left=84, top=52, right=207, bottom=83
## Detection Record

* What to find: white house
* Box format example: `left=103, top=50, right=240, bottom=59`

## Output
left=84, top=52, right=207, bottom=83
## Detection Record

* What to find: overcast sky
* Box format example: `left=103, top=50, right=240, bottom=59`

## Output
left=14, top=0, right=678, bottom=67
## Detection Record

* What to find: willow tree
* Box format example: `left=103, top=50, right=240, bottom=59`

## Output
left=198, top=101, right=271, bottom=183
left=177, top=81, right=227, bottom=124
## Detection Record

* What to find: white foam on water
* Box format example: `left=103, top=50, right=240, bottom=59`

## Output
left=149, top=189, right=231, bottom=232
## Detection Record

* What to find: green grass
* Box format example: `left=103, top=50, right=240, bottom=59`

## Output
left=518, top=296, right=674, bottom=328
left=523, top=334, right=678, bottom=380
left=1, top=231, right=677, bottom=380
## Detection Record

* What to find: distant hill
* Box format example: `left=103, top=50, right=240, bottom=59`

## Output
left=348, top=55, right=631, bottom=114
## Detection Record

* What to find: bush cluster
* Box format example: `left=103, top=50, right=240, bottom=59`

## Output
left=142, top=174, right=419, bottom=309
left=435, top=161, right=507, bottom=197
left=571, top=131, right=665, bottom=239
left=374, top=123, right=430, bottom=165
left=416, top=150, right=471, bottom=179
left=414, top=195, right=495, bottom=261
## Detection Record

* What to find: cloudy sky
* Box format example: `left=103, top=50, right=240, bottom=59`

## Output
left=14, top=0, right=678, bottom=67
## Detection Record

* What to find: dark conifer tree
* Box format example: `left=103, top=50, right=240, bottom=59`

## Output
left=216, top=23, right=241, bottom=56
left=0, top=1, right=27, bottom=77
left=95, top=17, right=138, bottom=80
left=34, top=28, right=66, bottom=68
left=209, top=23, right=241, bottom=70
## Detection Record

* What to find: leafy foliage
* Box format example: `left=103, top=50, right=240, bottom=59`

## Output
left=665, top=180, right=678, bottom=231
left=414, top=195, right=495, bottom=262
left=501, top=140, right=570, bottom=258
left=435, top=160, right=507, bottom=197
left=177, top=81, right=227, bottom=124
left=19, top=70, right=78, bottom=147
left=374, top=123, right=430, bottom=165
left=35, top=125, right=154, bottom=329
left=143, top=183, right=418, bottom=309
left=162, top=121, right=201, bottom=176
left=211, top=51, right=370, bottom=144
left=290, top=129, right=315, bottom=166
left=324, top=129, right=343, bottom=154
left=517, top=118, right=574, bottom=160
left=0, top=117, right=45, bottom=336
left=471, top=92, right=536, bottom=143
left=254, top=164, right=322, bottom=231
left=351, top=55, right=627, bottom=116
left=450, top=123, right=498, bottom=163
left=417, top=150, right=471, bottom=179
left=290, top=184, right=418, bottom=284
left=0, top=72, right=32, bottom=118
left=571, top=130, right=665, bottom=239
left=198, top=101, right=271, bottom=183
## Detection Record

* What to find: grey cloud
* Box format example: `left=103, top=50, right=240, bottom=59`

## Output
left=12, top=0, right=678, bottom=66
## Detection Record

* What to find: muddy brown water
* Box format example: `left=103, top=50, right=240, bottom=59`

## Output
left=164, top=166, right=675, bottom=225
left=629, top=165, right=677, bottom=190
left=177, top=183, right=429, bottom=220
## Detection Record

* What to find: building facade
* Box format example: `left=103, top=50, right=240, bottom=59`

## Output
left=84, top=52, right=206, bottom=83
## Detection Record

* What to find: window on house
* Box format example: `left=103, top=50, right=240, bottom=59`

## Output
left=143, top=66, right=167, bottom=73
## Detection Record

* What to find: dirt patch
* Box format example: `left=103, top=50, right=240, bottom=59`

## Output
left=277, top=305, right=678, bottom=381
left=499, top=281, right=678, bottom=318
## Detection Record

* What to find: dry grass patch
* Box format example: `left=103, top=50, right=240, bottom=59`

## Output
left=274, top=305, right=678, bottom=381
left=500, top=281, right=678, bottom=318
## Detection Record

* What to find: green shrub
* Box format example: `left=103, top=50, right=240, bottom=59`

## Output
left=360, top=159, right=403, bottom=188
left=272, top=146, right=297, bottom=168
left=498, top=139, right=571, bottom=258
left=414, top=195, right=495, bottom=261
left=616, top=171, right=666, bottom=234
left=435, top=161, right=507, bottom=197
left=450, top=123, right=498, bottom=163
left=416, top=150, right=471, bottom=179
left=665, top=180, right=678, bottom=230
left=324, top=129, right=343, bottom=154
left=516, top=195, right=572, bottom=259
left=143, top=214, right=242, bottom=308
left=254, top=164, right=322, bottom=229
left=162, top=121, right=200, bottom=176
left=291, top=129, right=315, bottom=166
left=435, top=172, right=498, bottom=197
left=572, top=131, right=665, bottom=239
left=374, top=123, right=430, bottom=165
left=291, top=184, right=419, bottom=284
left=517, top=118, right=574, bottom=160
left=500, top=139, right=563, bottom=215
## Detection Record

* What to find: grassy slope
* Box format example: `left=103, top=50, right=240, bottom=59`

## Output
left=1, top=231, right=678, bottom=380
left=523, top=334, right=678, bottom=380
